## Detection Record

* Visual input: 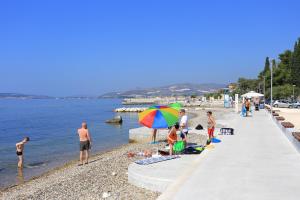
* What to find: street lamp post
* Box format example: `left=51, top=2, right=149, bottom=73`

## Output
left=293, top=84, right=296, bottom=102
left=264, top=76, right=266, bottom=95
left=270, top=59, right=273, bottom=113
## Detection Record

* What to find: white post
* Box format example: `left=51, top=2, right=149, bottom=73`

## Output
left=263, top=76, right=266, bottom=96
left=235, top=94, right=239, bottom=113
left=270, top=62, right=273, bottom=113
left=293, top=85, right=296, bottom=101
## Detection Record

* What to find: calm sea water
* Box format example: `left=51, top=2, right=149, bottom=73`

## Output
left=0, top=99, right=140, bottom=188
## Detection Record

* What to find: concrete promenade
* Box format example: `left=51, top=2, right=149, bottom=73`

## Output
left=158, top=110, right=300, bottom=200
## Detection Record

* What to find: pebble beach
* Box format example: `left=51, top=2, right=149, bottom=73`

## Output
left=0, top=108, right=230, bottom=200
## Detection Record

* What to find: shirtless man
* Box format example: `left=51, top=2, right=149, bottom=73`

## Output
left=207, top=111, right=216, bottom=141
left=78, top=122, right=92, bottom=165
left=16, top=137, right=30, bottom=168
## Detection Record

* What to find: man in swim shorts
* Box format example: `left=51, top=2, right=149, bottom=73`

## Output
left=16, top=137, right=30, bottom=168
left=207, top=111, right=216, bottom=142
left=179, top=109, right=188, bottom=146
left=78, top=122, right=92, bottom=165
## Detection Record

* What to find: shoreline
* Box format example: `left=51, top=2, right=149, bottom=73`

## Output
left=0, top=107, right=231, bottom=199
left=0, top=143, right=130, bottom=192
left=0, top=108, right=200, bottom=192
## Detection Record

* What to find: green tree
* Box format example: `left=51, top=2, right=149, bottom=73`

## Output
left=274, top=50, right=293, bottom=85
left=233, top=37, right=300, bottom=100
left=291, top=39, right=300, bottom=87
left=259, top=57, right=270, bottom=79
left=233, top=78, right=259, bottom=95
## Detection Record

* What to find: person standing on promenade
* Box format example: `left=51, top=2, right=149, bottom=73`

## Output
left=168, top=123, right=179, bottom=155
left=245, top=99, right=251, bottom=116
left=207, top=111, right=216, bottom=142
left=179, top=109, right=188, bottom=146
left=16, top=137, right=30, bottom=168
left=78, top=122, right=92, bottom=166
left=150, top=129, right=158, bottom=144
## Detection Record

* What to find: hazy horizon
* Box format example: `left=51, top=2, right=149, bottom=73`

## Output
left=0, top=82, right=227, bottom=97
left=1, top=0, right=300, bottom=96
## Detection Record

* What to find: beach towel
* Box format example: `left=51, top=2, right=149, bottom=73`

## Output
left=211, top=138, right=221, bottom=143
left=183, top=146, right=204, bottom=154
left=135, top=155, right=180, bottom=165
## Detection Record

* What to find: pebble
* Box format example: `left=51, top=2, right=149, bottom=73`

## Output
left=0, top=108, right=229, bottom=200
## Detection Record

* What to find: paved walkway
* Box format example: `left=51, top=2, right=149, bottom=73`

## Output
left=158, top=110, right=300, bottom=200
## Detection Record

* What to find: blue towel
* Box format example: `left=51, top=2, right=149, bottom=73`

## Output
left=212, top=138, right=221, bottom=143
left=135, top=155, right=180, bottom=165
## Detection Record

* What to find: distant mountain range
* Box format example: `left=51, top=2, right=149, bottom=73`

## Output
left=99, top=83, right=227, bottom=98
left=0, top=93, right=97, bottom=99
left=0, top=83, right=227, bottom=99
left=0, top=93, right=53, bottom=99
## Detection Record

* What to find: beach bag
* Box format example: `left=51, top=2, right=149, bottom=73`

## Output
left=241, top=105, right=247, bottom=117
left=173, top=141, right=185, bottom=153
left=183, top=146, right=204, bottom=154
left=220, top=128, right=234, bottom=135
left=206, top=139, right=211, bottom=145
left=195, top=124, right=204, bottom=130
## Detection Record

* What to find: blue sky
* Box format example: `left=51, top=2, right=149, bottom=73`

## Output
left=0, top=0, right=299, bottom=96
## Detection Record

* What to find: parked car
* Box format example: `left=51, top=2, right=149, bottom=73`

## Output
left=273, top=100, right=293, bottom=108
left=292, top=101, right=300, bottom=108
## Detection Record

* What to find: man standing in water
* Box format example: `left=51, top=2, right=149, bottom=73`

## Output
left=78, top=122, right=92, bottom=166
left=16, top=137, right=30, bottom=168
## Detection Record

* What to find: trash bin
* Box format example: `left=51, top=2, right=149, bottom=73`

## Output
left=255, top=104, right=259, bottom=111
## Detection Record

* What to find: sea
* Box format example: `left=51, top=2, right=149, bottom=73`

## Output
left=0, top=99, right=140, bottom=189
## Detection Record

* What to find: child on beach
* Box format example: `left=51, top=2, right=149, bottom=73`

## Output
left=16, top=137, right=30, bottom=168
left=207, top=111, right=216, bottom=142
left=168, top=123, right=179, bottom=155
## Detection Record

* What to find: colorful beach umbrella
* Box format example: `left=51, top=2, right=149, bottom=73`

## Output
left=169, top=102, right=183, bottom=111
left=138, top=105, right=179, bottom=129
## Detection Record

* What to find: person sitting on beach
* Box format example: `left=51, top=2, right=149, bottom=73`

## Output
left=207, top=111, right=216, bottom=142
left=16, top=137, right=30, bottom=168
left=168, top=123, right=179, bottom=155
left=179, top=109, right=188, bottom=146
left=150, top=129, right=157, bottom=144
left=78, top=122, right=92, bottom=166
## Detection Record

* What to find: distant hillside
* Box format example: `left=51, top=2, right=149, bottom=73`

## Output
left=100, top=83, right=227, bottom=98
left=0, top=93, right=53, bottom=99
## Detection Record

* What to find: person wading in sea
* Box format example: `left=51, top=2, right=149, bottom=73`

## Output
left=16, top=137, right=30, bottom=168
left=78, top=122, right=92, bottom=166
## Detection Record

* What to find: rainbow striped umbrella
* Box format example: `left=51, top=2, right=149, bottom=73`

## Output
left=138, top=105, right=179, bottom=128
